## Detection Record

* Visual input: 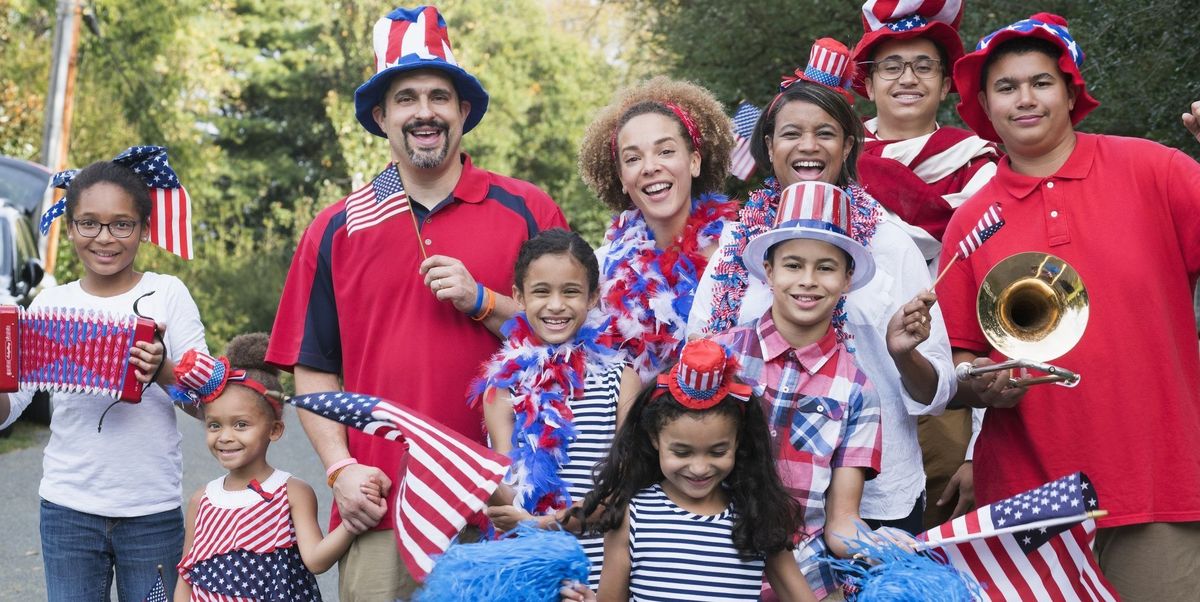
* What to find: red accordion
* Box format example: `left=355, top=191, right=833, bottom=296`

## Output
left=0, top=305, right=157, bottom=402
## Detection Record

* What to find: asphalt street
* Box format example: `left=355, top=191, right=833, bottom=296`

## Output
left=0, top=408, right=341, bottom=601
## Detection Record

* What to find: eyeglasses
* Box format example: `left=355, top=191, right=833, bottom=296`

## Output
left=867, top=58, right=943, bottom=81
left=72, top=219, right=139, bottom=239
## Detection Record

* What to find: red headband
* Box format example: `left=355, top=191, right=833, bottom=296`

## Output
left=610, top=101, right=704, bottom=161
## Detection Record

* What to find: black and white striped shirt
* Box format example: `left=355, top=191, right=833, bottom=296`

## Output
left=628, top=484, right=764, bottom=601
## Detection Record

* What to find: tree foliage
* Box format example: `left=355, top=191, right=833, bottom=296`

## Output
left=622, top=0, right=1200, bottom=157
left=0, top=0, right=621, bottom=349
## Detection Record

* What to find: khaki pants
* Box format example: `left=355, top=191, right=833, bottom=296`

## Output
left=917, top=409, right=972, bottom=529
left=1093, top=521, right=1200, bottom=601
left=338, top=529, right=418, bottom=602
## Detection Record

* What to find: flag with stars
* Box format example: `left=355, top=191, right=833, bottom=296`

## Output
left=345, top=163, right=413, bottom=236
left=921, top=472, right=1119, bottom=601
left=729, top=102, right=761, bottom=181
left=289, top=391, right=510, bottom=580
left=141, top=573, right=167, bottom=602
left=956, top=202, right=1004, bottom=259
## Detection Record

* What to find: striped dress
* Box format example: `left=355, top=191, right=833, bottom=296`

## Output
left=628, top=484, right=764, bottom=601
left=557, top=363, right=622, bottom=589
left=177, top=470, right=321, bottom=601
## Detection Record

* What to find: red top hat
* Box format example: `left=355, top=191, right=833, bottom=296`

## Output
left=171, top=349, right=277, bottom=413
left=354, top=6, right=489, bottom=137
left=779, top=38, right=856, bottom=104
left=953, top=13, right=1099, bottom=143
left=851, top=0, right=966, bottom=97
left=656, top=339, right=751, bottom=411
left=742, top=181, right=876, bottom=291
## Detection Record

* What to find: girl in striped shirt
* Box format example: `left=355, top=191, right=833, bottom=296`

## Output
left=562, top=339, right=816, bottom=602
left=472, top=228, right=641, bottom=588
left=172, top=334, right=382, bottom=601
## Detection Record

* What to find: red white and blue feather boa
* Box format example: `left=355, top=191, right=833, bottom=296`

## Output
left=468, top=311, right=621, bottom=515
left=703, top=178, right=882, bottom=350
left=598, top=193, right=736, bottom=381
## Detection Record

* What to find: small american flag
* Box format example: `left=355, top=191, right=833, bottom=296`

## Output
left=345, top=164, right=413, bottom=236
left=289, top=391, right=510, bottom=580
left=120, top=146, right=193, bottom=260
left=921, top=472, right=1119, bottom=601
left=142, top=573, right=167, bottom=602
left=956, top=202, right=1005, bottom=258
left=729, top=102, right=761, bottom=181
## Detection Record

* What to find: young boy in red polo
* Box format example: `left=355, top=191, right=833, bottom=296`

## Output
left=939, top=13, right=1200, bottom=599
left=850, top=0, right=997, bottom=530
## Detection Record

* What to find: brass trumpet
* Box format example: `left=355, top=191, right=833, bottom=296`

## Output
left=955, top=252, right=1088, bottom=387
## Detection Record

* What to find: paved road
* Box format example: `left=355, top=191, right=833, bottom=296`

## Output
left=0, top=409, right=341, bottom=601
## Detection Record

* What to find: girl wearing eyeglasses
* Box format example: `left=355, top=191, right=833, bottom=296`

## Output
left=0, top=151, right=207, bottom=600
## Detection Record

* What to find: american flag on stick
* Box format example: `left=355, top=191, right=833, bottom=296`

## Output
left=289, top=391, right=510, bottom=580
left=729, top=102, right=761, bottom=181
left=919, top=472, right=1118, bottom=601
left=956, top=202, right=1005, bottom=259
left=141, top=571, right=167, bottom=602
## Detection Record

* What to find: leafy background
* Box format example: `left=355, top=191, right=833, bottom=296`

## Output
left=1, top=0, right=1195, bottom=348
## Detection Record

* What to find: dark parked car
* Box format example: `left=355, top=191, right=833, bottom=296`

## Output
left=0, top=156, right=50, bottom=432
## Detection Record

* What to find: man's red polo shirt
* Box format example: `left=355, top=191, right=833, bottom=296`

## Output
left=937, top=133, right=1200, bottom=527
left=267, top=154, right=567, bottom=530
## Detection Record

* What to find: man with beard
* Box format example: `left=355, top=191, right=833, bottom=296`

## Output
left=266, top=6, right=566, bottom=600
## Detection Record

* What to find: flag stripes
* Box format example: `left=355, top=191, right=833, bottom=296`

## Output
left=956, top=202, right=1004, bottom=258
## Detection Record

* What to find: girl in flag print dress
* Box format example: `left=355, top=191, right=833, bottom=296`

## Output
left=560, top=340, right=816, bottom=602
left=172, top=334, right=383, bottom=602
left=472, top=228, right=642, bottom=590
left=577, top=77, right=739, bottom=383
left=0, top=148, right=207, bottom=601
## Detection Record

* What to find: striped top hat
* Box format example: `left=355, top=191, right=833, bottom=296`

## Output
left=172, top=349, right=233, bottom=405
left=780, top=38, right=856, bottom=103
left=953, top=13, right=1097, bottom=143
left=656, top=339, right=751, bottom=411
left=354, top=6, right=489, bottom=137
left=850, top=0, right=966, bottom=97
left=743, top=181, right=876, bottom=290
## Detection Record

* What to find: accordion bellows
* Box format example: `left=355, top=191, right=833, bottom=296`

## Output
left=0, top=305, right=156, bottom=402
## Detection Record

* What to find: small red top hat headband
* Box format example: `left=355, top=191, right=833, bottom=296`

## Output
left=953, top=13, right=1098, bottom=143
left=353, top=5, right=490, bottom=137
left=44, top=145, right=194, bottom=260
left=655, top=339, right=752, bottom=410
left=776, top=38, right=856, bottom=109
left=850, top=0, right=965, bottom=96
left=169, top=349, right=281, bottom=416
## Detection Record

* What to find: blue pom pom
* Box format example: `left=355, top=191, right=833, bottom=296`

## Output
left=825, top=535, right=983, bottom=601
left=416, top=524, right=590, bottom=602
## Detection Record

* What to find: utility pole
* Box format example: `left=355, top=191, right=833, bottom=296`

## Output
left=39, top=0, right=83, bottom=278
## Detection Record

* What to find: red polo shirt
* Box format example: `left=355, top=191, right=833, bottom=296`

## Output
left=937, top=133, right=1200, bottom=528
left=267, top=154, right=567, bottom=530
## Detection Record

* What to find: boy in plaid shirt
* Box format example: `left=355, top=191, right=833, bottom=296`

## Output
left=713, top=181, right=906, bottom=599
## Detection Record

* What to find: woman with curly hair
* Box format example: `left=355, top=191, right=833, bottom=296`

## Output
left=578, top=76, right=737, bottom=382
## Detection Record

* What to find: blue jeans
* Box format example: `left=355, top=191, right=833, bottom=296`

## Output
left=40, top=499, right=183, bottom=602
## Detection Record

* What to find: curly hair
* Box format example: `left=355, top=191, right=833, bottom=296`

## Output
left=573, top=375, right=803, bottom=558
left=578, top=76, right=735, bottom=211
left=224, top=332, right=283, bottom=419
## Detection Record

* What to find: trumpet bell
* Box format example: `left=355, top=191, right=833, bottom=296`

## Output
left=978, top=252, right=1088, bottom=362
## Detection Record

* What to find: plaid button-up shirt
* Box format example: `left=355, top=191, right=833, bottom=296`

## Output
left=714, top=310, right=882, bottom=598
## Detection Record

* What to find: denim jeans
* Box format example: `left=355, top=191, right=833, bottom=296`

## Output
left=40, top=499, right=183, bottom=602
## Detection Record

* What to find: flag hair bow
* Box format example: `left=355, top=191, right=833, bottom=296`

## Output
left=168, top=348, right=281, bottom=416
left=654, top=338, right=751, bottom=410
left=43, top=145, right=194, bottom=260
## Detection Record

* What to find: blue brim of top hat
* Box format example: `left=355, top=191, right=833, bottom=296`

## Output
left=354, top=61, right=490, bottom=138
left=744, top=225, right=876, bottom=292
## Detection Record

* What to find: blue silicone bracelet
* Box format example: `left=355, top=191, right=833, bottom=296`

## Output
left=469, top=282, right=485, bottom=316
